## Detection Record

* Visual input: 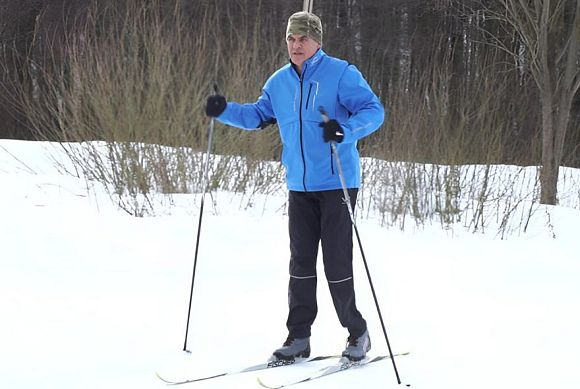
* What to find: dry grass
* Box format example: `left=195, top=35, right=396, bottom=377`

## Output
left=7, top=0, right=573, bottom=235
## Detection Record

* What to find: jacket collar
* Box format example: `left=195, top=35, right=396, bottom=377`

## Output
left=290, top=49, right=326, bottom=79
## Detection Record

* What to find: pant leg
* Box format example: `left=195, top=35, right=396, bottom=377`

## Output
left=286, top=191, right=320, bottom=338
left=319, top=189, right=367, bottom=338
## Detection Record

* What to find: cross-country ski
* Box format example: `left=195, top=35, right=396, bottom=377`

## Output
left=155, top=355, right=339, bottom=385
left=257, top=355, right=405, bottom=389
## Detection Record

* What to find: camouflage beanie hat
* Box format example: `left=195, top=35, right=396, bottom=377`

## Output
left=286, top=11, right=323, bottom=44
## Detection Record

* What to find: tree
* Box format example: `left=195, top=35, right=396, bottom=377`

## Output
left=486, top=0, right=580, bottom=204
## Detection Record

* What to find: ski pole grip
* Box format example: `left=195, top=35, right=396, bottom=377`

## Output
left=318, top=106, right=330, bottom=123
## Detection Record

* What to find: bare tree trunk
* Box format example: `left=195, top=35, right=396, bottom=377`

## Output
left=538, top=0, right=557, bottom=204
left=539, top=0, right=580, bottom=204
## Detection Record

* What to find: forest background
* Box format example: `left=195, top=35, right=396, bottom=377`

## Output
left=1, top=0, right=579, bottom=226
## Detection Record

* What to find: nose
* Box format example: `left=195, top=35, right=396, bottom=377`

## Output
left=292, top=40, right=302, bottom=50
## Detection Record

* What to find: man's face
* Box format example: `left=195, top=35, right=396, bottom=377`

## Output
left=286, top=34, right=321, bottom=69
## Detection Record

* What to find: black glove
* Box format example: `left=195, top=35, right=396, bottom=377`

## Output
left=320, top=119, right=344, bottom=143
left=205, top=95, right=226, bottom=117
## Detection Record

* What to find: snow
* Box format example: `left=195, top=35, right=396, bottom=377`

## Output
left=1, top=139, right=579, bottom=389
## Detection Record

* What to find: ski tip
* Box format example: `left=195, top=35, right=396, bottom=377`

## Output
left=155, top=371, right=173, bottom=385
left=257, top=376, right=281, bottom=389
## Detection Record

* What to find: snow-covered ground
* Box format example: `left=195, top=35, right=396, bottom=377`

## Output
left=1, top=139, right=579, bottom=389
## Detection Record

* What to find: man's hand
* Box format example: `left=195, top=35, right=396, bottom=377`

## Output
left=320, top=119, right=344, bottom=143
left=205, top=95, right=226, bottom=117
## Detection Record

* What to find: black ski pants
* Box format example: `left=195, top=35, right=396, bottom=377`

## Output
left=286, top=189, right=367, bottom=339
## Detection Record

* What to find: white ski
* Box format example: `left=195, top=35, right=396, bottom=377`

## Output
left=156, top=355, right=339, bottom=385
left=257, top=353, right=409, bottom=388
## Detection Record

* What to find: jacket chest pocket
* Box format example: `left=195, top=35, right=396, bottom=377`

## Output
left=273, top=84, right=300, bottom=126
left=303, top=81, right=319, bottom=112
left=302, top=80, right=333, bottom=123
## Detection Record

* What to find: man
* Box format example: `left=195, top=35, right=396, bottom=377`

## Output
left=205, top=11, right=384, bottom=362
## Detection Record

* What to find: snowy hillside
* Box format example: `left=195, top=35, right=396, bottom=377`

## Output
left=1, top=139, right=579, bottom=389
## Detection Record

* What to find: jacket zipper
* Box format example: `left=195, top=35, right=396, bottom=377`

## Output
left=298, top=70, right=307, bottom=191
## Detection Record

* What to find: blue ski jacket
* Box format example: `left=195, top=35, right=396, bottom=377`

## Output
left=217, top=49, right=385, bottom=192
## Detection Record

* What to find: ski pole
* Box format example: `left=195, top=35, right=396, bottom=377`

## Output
left=183, top=84, right=219, bottom=353
left=319, top=107, right=402, bottom=385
